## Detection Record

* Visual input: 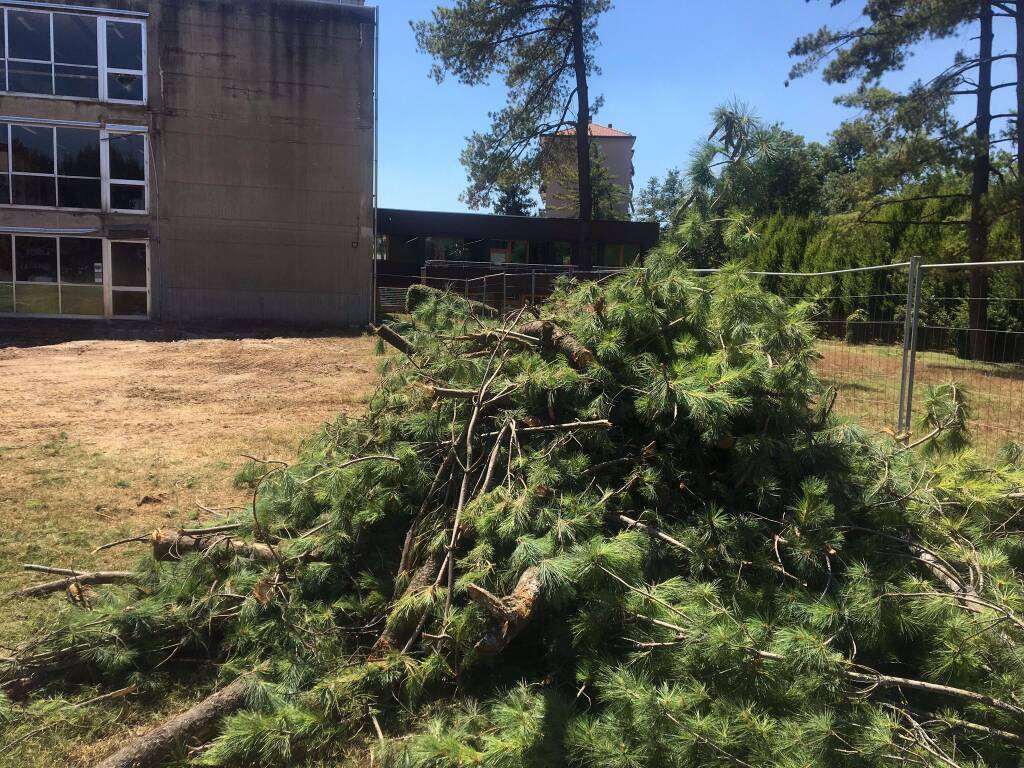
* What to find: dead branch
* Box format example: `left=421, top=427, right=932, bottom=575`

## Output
left=616, top=514, right=694, bottom=554
left=74, top=684, right=138, bottom=709
left=93, top=676, right=249, bottom=768
left=179, top=523, right=244, bottom=537
left=481, top=419, right=612, bottom=438
left=8, top=566, right=137, bottom=600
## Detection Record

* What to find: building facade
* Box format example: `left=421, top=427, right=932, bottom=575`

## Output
left=0, top=0, right=376, bottom=325
left=540, top=122, right=635, bottom=219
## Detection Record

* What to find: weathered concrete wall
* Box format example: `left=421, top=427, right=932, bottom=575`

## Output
left=152, top=0, right=376, bottom=325
left=0, top=0, right=375, bottom=326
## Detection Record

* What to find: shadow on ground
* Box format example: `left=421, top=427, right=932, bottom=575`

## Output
left=0, top=317, right=368, bottom=349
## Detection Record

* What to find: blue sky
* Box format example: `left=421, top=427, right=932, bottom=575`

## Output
left=377, top=1, right=1017, bottom=213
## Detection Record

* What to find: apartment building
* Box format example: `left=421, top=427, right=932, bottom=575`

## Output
left=0, top=0, right=376, bottom=324
left=540, top=122, right=635, bottom=219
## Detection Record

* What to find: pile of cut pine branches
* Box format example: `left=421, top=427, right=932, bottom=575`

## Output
left=6, top=256, right=1024, bottom=768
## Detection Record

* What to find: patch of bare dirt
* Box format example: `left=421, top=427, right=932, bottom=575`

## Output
left=0, top=332, right=378, bottom=619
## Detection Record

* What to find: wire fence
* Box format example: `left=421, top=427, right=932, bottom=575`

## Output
left=376, top=258, right=1024, bottom=456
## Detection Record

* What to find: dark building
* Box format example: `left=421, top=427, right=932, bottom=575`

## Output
left=376, top=207, right=659, bottom=272
left=0, top=0, right=376, bottom=325
left=374, top=207, right=660, bottom=316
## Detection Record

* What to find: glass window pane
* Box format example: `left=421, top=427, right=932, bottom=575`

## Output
left=7, top=60, right=53, bottom=95
left=0, top=236, right=11, bottom=282
left=106, top=21, right=143, bottom=70
left=112, top=290, right=147, bottom=316
left=54, top=14, right=97, bottom=66
left=12, top=175, right=56, bottom=207
left=16, top=283, right=59, bottom=314
left=12, top=125, right=54, bottom=174
left=0, top=175, right=9, bottom=206
left=15, top=237, right=58, bottom=282
left=0, top=283, right=12, bottom=313
left=57, top=128, right=100, bottom=177
left=59, top=238, right=103, bottom=284
left=61, top=285, right=103, bottom=315
left=8, top=11, right=51, bottom=61
left=55, top=65, right=99, bottom=98
left=111, top=184, right=145, bottom=211
left=0, top=125, right=8, bottom=171
left=58, top=177, right=101, bottom=209
left=109, top=134, right=145, bottom=180
left=107, top=73, right=143, bottom=101
left=111, top=242, right=147, bottom=287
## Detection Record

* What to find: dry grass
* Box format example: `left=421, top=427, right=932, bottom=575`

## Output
left=0, top=330, right=378, bottom=767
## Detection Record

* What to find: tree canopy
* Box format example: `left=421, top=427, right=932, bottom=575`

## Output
left=414, top=0, right=612, bottom=218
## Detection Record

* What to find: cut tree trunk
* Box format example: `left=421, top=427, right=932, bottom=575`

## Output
left=967, top=2, right=993, bottom=361
left=150, top=529, right=277, bottom=563
left=371, top=323, right=416, bottom=358
left=518, top=320, right=594, bottom=368
left=467, top=565, right=543, bottom=655
left=93, top=677, right=249, bottom=768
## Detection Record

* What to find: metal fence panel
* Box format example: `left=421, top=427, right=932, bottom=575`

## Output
left=375, top=259, right=1024, bottom=456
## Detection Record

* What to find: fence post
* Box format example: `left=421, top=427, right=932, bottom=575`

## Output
left=897, top=256, right=924, bottom=434
left=531, top=270, right=536, bottom=303
left=502, top=272, right=507, bottom=314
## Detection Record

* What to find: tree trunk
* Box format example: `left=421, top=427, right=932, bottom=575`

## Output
left=467, top=565, right=543, bottom=655
left=150, top=529, right=277, bottom=564
left=93, top=677, right=248, bottom=768
left=967, top=2, right=993, bottom=360
left=570, top=0, right=593, bottom=269
left=1016, top=3, right=1024, bottom=260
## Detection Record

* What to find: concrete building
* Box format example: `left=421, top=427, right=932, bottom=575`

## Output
left=0, top=0, right=376, bottom=325
left=540, top=122, right=635, bottom=219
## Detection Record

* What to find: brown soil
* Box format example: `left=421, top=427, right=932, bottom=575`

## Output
left=816, top=340, right=1024, bottom=453
left=0, top=331, right=378, bottom=622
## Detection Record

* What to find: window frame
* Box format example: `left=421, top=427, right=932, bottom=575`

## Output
left=0, top=6, right=146, bottom=104
left=0, top=119, right=148, bottom=214
left=0, top=232, right=149, bottom=319
left=104, top=128, right=148, bottom=213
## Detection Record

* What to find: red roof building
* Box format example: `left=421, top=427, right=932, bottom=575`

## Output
left=541, top=122, right=636, bottom=219
left=555, top=122, right=634, bottom=138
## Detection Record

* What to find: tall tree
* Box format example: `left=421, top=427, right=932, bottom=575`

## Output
left=493, top=180, right=537, bottom=216
left=635, top=168, right=686, bottom=231
left=546, top=141, right=630, bottom=220
left=790, top=0, right=1016, bottom=359
left=414, top=0, right=611, bottom=265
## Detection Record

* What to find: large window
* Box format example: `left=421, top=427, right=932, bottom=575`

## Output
left=0, top=234, right=148, bottom=318
left=0, top=122, right=147, bottom=212
left=0, top=8, right=145, bottom=103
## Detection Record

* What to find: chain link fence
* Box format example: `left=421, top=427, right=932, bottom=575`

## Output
left=376, top=259, right=1024, bottom=456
